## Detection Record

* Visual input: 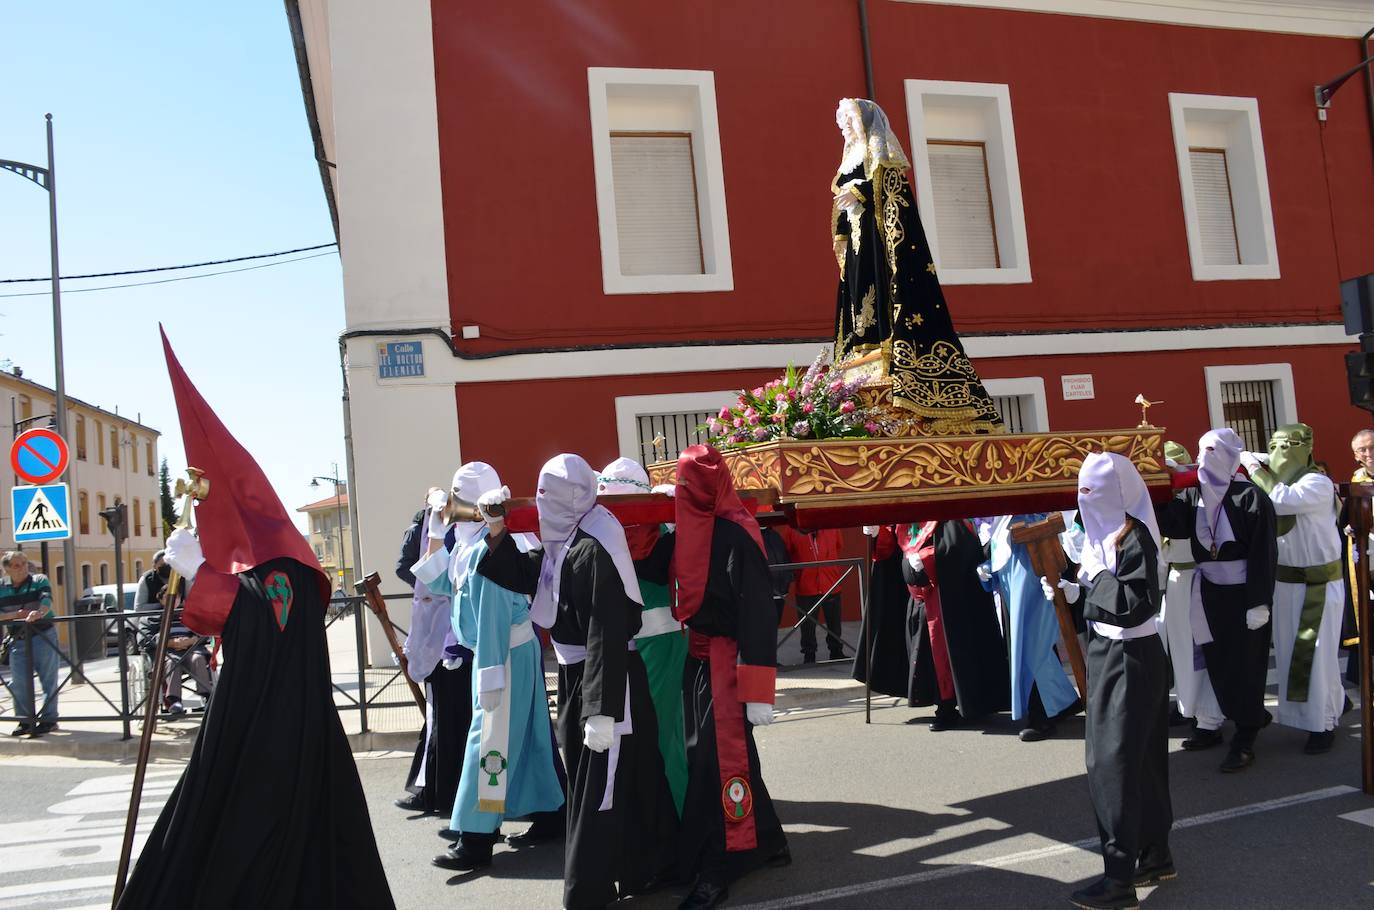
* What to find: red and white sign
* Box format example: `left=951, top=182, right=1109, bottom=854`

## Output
left=10, top=428, right=70, bottom=486
left=1061, top=374, right=1096, bottom=401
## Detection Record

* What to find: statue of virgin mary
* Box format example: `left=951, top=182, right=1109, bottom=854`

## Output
left=832, top=98, right=1002, bottom=435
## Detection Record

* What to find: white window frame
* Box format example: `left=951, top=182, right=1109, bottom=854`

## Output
left=982, top=376, right=1049, bottom=432
left=588, top=68, right=733, bottom=295
left=1168, top=94, right=1280, bottom=282
left=614, top=390, right=739, bottom=461
left=904, top=79, right=1031, bottom=286
left=1203, top=363, right=1297, bottom=431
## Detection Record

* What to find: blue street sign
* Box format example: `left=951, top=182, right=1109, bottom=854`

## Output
left=377, top=341, right=424, bottom=379
left=12, top=483, right=71, bottom=542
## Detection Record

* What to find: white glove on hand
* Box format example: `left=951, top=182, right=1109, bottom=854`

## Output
left=1041, top=576, right=1081, bottom=604
left=861, top=525, right=880, bottom=538
left=746, top=702, right=774, bottom=726
left=651, top=484, right=676, bottom=497
left=478, top=688, right=502, bottom=712
left=165, top=528, right=205, bottom=582
left=1246, top=605, right=1270, bottom=630
left=477, top=486, right=511, bottom=527
left=583, top=714, right=615, bottom=752
left=835, top=181, right=866, bottom=217
left=976, top=563, right=993, bottom=584
left=426, top=507, right=449, bottom=541
left=1239, top=451, right=1268, bottom=475
left=426, top=487, right=448, bottom=511
left=442, top=657, right=465, bottom=671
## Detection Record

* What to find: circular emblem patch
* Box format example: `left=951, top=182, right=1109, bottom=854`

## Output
left=480, top=750, right=507, bottom=786
left=722, top=776, right=753, bottom=822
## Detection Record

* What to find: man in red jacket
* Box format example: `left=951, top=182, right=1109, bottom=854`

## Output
left=777, top=527, right=846, bottom=663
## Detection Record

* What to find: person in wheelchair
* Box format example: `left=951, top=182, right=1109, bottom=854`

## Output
left=140, top=595, right=215, bottom=716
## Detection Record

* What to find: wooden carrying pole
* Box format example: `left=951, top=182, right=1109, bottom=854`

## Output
left=112, top=469, right=208, bottom=907
left=1345, top=482, right=1374, bottom=795
left=358, top=572, right=427, bottom=714
left=1009, top=513, right=1089, bottom=702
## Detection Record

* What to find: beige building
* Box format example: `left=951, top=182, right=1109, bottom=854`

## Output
left=298, top=486, right=354, bottom=596
left=1, top=368, right=163, bottom=608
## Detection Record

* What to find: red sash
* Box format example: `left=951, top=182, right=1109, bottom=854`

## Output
left=898, top=522, right=955, bottom=701
left=689, top=630, right=758, bottom=851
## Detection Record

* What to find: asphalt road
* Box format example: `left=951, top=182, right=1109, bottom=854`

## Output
left=3, top=694, right=1372, bottom=909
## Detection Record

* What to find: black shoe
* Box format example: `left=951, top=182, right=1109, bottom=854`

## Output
left=1019, top=723, right=1055, bottom=742
left=505, top=820, right=564, bottom=847
left=929, top=703, right=960, bottom=732
left=394, top=794, right=428, bottom=812
left=30, top=721, right=57, bottom=736
left=1304, top=730, right=1336, bottom=754
left=1069, top=876, right=1139, bottom=910
left=1219, top=746, right=1255, bottom=773
left=10, top=723, right=33, bottom=737
left=767, top=844, right=792, bottom=867
left=1181, top=728, right=1224, bottom=751
left=431, top=843, right=492, bottom=872
left=679, top=880, right=729, bottom=910
left=620, top=867, right=674, bottom=897
left=1053, top=698, right=1085, bottom=721
left=1167, top=704, right=1190, bottom=727
left=1132, top=847, right=1176, bottom=886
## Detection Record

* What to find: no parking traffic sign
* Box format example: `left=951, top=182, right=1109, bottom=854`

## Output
left=10, top=428, right=69, bottom=485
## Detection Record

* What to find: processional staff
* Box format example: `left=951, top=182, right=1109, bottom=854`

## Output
left=112, top=468, right=209, bottom=907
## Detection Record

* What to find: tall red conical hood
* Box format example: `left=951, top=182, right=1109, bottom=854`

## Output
left=162, top=327, right=329, bottom=603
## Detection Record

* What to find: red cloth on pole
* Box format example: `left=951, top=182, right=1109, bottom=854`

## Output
left=671, top=445, right=765, bottom=622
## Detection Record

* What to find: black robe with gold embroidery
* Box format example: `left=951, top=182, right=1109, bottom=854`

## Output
left=832, top=162, right=1000, bottom=434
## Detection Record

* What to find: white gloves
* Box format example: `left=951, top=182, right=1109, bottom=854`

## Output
left=165, top=528, right=205, bottom=582
left=477, top=486, right=511, bottom=527
left=651, top=484, right=676, bottom=497
left=583, top=714, right=615, bottom=752
left=746, top=702, right=774, bottom=726
left=426, top=507, right=449, bottom=541
left=442, top=657, right=465, bottom=671
left=861, top=525, right=880, bottom=537
left=1246, top=605, right=1270, bottom=630
left=1041, top=576, right=1080, bottom=604
left=426, top=487, right=448, bottom=511
left=835, top=180, right=866, bottom=218
left=478, top=688, right=502, bottom=712
left=1239, top=452, right=1269, bottom=475
left=976, top=563, right=993, bottom=584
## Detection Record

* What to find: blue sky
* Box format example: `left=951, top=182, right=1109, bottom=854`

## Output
left=0, top=3, right=343, bottom=529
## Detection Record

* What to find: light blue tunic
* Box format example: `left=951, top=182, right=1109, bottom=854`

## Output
left=426, top=536, right=564, bottom=833
left=982, top=514, right=1080, bottom=722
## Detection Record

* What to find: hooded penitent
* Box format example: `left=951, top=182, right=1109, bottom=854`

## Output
left=1196, top=428, right=1245, bottom=558
left=1077, top=452, right=1162, bottom=580
left=670, top=445, right=765, bottom=622
left=531, top=454, right=641, bottom=629
left=161, top=327, right=329, bottom=633
left=598, top=457, right=660, bottom=560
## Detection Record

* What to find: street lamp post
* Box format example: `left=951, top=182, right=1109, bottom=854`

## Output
left=1, top=114, right=78, bottom=618
left=310, top=465, right=347, bottom=593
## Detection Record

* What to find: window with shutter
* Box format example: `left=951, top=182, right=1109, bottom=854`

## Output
left=1189, top=148, right=1240, bottom=266
left=928, top=141, right=1000, bottom=269
left=610, top=132, right=704, bottom=277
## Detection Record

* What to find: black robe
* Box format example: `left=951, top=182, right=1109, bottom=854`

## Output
left=851, top=541, right=911, bottom=698
left=1082, top=524, right=1171, bottom=882
left=641, top=519, right=788, bottom=887
left=115, top=558, right=395, bottom=910
left=1156, top=482, right=1277, bottom=733
left=480, top=531, right=677, bottom=909
left=860, top=523, right=1009, bottom=717
left=403, top=658, right=473, bottom=816
left=831, top=161, right=1000, bottom=434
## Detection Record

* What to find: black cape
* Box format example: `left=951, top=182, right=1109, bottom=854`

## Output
left=1156, top=482, right=1276, bottom=730
left=480, top=530, right=677, bottom=910
left=115, top=558, right=395, bottom=910
left=856, top=523, right=1009, bottom=718
left=851, top=539, right=913, bottom=699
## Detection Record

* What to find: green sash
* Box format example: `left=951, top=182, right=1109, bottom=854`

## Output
left=1276, top=559, right=1342, bottom=702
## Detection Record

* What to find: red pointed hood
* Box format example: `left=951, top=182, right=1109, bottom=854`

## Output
left=162, top=327, right=330, bottom=603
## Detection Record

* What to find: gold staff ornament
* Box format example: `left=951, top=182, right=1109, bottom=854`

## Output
left=1134, top=394, right=1163, bottom=429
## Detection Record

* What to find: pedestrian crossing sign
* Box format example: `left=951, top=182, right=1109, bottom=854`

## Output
left=12, top=483, right=71, bottom=542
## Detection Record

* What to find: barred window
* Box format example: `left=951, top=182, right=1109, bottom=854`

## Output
left=1221, top=379, right=1278, bottom=452
left=636, top=411, right=716, bottom=467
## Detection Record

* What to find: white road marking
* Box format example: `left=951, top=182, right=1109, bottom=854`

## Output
left=853, top=817, right=1012, bottom=858
left=731, top=785, right=1359, bottom=909
left=0, top=876, right=111, bottom=900
left=1338, top=806, right=1374, bottom=828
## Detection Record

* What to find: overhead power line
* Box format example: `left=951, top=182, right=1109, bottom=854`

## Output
left=0, top=250, right=339, bottom=299
left=0, top=242, right=339, bottom=284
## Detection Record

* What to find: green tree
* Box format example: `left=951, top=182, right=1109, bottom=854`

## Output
left=159, top=458, right=177, bottom=536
